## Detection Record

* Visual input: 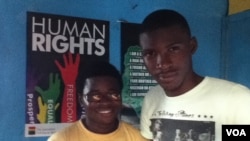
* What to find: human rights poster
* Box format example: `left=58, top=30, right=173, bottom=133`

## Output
left=120, top=22, right=157, bottom=128
left=25, top=12, right=109, bottom=137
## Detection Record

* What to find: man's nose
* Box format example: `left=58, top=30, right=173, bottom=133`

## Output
left=156, top=53, right=172, bottom=69
left=99, top=95, right=113, bottom=103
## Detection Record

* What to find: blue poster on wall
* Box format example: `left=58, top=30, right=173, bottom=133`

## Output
left=25, top=11, right=109, bottom=137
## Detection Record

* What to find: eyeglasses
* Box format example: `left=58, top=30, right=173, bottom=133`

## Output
left=84, top=93, right=121, bottom=102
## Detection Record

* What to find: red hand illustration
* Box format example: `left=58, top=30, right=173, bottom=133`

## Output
left=55, top=52, right=80, bottom=122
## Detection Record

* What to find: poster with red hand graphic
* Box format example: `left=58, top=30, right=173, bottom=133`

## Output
left=25, top=12, right=109, bottom=137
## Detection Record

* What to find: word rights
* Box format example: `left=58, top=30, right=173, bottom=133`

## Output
left=222, top=125, right=250, bottom=141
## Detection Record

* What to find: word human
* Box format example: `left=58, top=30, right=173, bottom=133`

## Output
left=31, top=16, right=107, bottom=55
left=226, top=129, right=246, bottom=136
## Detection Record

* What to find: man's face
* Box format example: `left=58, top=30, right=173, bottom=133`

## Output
left=82, top=76, right=122, bottom=125
left=139, top=26, right=197, bottom=96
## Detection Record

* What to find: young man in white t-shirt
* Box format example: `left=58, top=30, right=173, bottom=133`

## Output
left=139, top=9, right=250, bottom=141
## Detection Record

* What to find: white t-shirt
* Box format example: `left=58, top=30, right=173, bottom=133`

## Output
left=140, top=77, right=250, bottom=141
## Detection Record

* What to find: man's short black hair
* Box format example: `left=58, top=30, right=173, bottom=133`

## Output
left=76, top=61, right=123, bottom=94
left=140, top=9, right=191, bottom=36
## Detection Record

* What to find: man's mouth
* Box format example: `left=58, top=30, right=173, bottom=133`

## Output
left=98, top=109, right=112, bottom=114
left=158, top=71, right=177, bottom=82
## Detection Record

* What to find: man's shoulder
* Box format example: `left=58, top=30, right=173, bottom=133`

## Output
left=142, top=85, right=164, bottom=101
left=120, top=121, right=138, bottom=129
left=147, top=85, right=164, bottom=94
left=120, top=121, right=149, bottom=140
left=48, top=121, right=80, bottom=135
left=47, top=121, right=80, bottom=141
left=205, top=76, right=241, bottom=86
left=205, top=76, right=250, bottom=92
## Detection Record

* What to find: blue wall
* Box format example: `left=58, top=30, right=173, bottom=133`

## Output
left=222, top=10, right=250, bottom=88
left=0, top=0, right=227, bottom=140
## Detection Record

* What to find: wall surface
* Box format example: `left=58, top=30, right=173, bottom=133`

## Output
left=222, top=10, right=250, bottom=87
left=0, top=0, right=227, bottom=141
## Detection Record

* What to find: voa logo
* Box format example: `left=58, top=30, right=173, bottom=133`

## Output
left=226, top=129, right=246, bottom=136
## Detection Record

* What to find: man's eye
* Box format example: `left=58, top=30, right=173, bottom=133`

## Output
left=142, top=51, right=155, bottom=57
left=169, top=46, right=180, bottom=52
left=92, top=95, right=101, bottom=100
left=109, top=93, right=121, bottom=100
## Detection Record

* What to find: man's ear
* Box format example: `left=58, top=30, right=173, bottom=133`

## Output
left=78, top=93, right=88, bottom=107
left=190, top=36, right=198, bottom=54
